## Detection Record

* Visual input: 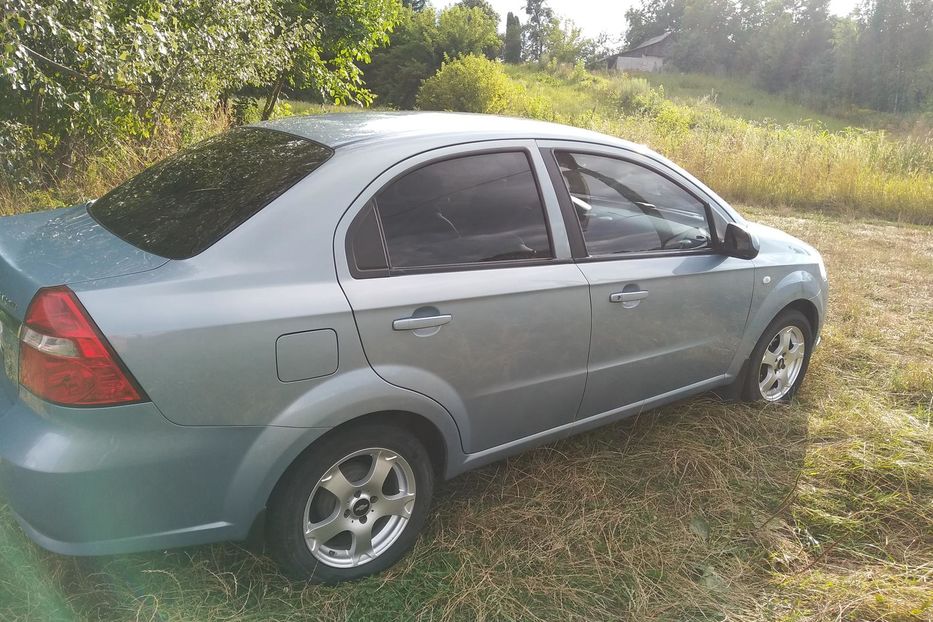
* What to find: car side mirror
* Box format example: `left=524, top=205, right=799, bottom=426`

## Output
left=722, top=222, right=760, bottom=260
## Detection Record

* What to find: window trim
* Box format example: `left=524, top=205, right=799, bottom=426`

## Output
left=346, top=147, right=561, bottom=279
left=345, top=201, right=390, bottom=278
left=542, top=147, right=730, bottom=262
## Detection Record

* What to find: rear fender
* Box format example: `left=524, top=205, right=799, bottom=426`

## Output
left=221, top=366, right=464, bottom=529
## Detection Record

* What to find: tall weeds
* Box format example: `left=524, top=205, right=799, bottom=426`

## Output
left=508, top=66, right=933, bottom=226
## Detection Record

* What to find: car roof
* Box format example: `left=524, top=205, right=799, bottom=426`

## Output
left=254, top=111, right=639, bottom=151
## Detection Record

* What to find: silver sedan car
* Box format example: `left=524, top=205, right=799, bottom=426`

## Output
left=0, top=112, right=827, bottom=583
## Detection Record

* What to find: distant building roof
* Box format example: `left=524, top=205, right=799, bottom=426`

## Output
left=595, top=31, right=674, bottom=65
left=625, top=31, right=673, bottom=54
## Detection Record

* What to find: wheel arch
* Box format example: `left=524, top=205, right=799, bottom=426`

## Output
left=784, top=298, right=820, bottom=336
left=245, top=409, right=448, bottom=544
left=729, top=265, right=823, bottom=383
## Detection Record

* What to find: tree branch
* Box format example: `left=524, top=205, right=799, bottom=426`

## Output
left=21, top=44, right=141, bottom=96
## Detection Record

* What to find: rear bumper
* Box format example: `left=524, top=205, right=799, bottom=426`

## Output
left=0, top=392, right=326, bottom=556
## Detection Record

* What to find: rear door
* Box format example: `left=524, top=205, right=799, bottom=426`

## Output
left=540, top=142, right=754, bottom=418
left=336, top=142, right=591, bottom=453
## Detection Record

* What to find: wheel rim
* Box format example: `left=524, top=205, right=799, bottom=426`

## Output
left=303, top=447, right=416, bottom=568
left=758, top=325, right=806, bottom=401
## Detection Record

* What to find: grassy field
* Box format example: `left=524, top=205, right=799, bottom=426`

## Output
left=639, top=71, right=933, bottom=137
left=1, top=206, right=931, bottom=620
left=638, top=72, right=858, bottom=131
left=505, top=65, right=933, bottom=226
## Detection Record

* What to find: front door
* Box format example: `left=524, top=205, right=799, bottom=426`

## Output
left=337, top=146, right=591, bottom=453
left=544, top=145, right=754, bottom=418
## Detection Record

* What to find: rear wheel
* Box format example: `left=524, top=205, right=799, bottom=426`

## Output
left=744, top=309, right=813, bottom=402
left=266, top=424, right=434, bottom=583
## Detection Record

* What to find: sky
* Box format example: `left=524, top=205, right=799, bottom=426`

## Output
left=439, top=0, right=862, bottom=39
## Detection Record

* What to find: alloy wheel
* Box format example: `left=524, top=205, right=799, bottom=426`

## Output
left=303, top=448, right=417, bottom=568
left=758, top=325, right=806, bottom=401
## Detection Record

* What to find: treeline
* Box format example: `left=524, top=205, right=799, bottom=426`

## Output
left=362, top=0, right=615, bottom=109
left=625, top=0, right=933, bottom=113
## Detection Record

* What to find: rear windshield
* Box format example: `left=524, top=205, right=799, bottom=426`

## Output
left=89, top=128, right=333, bottom=259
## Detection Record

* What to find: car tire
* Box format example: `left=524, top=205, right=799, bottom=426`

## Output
left=266, top=423, right=434, bottom=583
left=743, top=309, right=813, bottom=403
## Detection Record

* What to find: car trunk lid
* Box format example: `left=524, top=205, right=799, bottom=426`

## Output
left=0, top=204, right=168, bottom=399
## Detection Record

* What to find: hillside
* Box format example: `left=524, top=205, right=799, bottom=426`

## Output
left=501, top=63, right=933, bottom=226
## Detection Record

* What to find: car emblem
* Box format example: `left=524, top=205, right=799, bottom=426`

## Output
left=0, top=291, right=14, bottom=311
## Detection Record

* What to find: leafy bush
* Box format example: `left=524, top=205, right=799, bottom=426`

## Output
left=416, top=56, right=517, bottom=114
left=0, top=0, right=399, bottom=186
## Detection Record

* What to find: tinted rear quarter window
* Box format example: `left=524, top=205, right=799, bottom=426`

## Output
left=89, top=128, right=332, bottom=259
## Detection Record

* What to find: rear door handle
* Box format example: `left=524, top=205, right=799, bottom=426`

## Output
left=392, top=314, right=452, bottom=331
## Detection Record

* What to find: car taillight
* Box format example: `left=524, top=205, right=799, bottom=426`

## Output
left=19, top=286, right=146, bottom=407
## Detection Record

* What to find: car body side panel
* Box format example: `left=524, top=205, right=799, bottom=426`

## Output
left=72, top=268, right=366, bottom=427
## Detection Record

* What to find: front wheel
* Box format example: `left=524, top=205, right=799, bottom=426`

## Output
left=266, top=424, right=434, bottom=583
left=744, top=309, right=813, bottom=402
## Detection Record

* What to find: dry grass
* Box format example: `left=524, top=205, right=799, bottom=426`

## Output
left=1, top=207, right=931, bottom=620
left=507, top=66, right=933, bottom=226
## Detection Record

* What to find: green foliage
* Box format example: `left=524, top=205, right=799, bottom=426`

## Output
left=0, top=0, right=399, bottom=184
left=523, top=0, right=555, bottom=62
left=363, top=5, right=500, bottom=109
left=543, top=19, right=591, bottom=65
left=457, top=0, right=500, bottom=23
left=436, top=5, right=501, bottom=60
left=504, top=12, right=523, bottom=63
left=623, top=0, right=933, bottom=115
left=416, top=56, right=517, bottom=114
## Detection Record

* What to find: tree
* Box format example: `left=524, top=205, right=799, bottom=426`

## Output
left=259, top=0, right=401, bottom=120
left=671, top=0, right=740, bottom=72
left=523, top=0, right=555, bottom=62
left=624, top=0, right=684, bottom=48
left=544, top=18, right=591, bottom=65
left=363, top=5, right=501, bottom=109
left=458, top=0, right=500, bottom=24
left=437, top=5, right=502, bottom=60
left=361, top=8, right=439, bottom=109
left=0, top=0, right=400, bottom=179
left=504, top=12, right=523, bottom=63
left=402, top=0, right=427, bottom=11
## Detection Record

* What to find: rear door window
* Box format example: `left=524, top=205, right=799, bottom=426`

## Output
left=374, top=151, right=553, bottom=270
left=89, top=128, right=332, bottom=259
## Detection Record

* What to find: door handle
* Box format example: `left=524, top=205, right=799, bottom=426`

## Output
left=609, top=290, right=649, bottom=303
left=392, top=314, right=452, bottom=331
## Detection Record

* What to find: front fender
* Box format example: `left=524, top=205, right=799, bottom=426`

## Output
left=220, top=366, right=464, bottom=533
left=729, top=267, right=823, bottom=377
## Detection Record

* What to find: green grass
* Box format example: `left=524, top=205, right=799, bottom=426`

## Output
left=1, top=208, right=932, bottom=620
left=504, top=64, right=933, bottom=226
left=639, top=71, right=856, bottom=130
